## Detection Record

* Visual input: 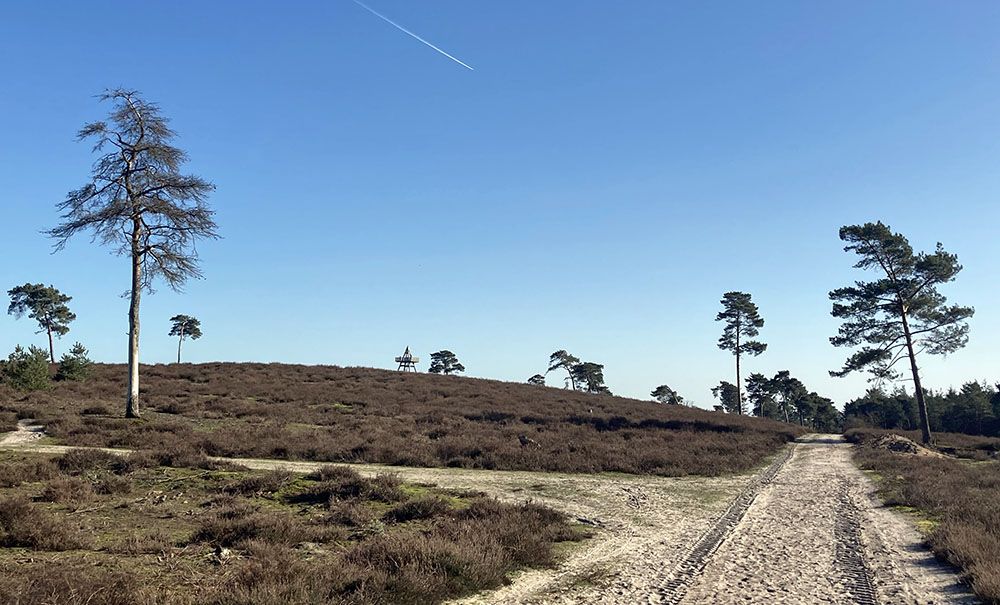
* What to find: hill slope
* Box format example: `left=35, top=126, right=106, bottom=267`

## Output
left=1, top=363, right=804, bottom=476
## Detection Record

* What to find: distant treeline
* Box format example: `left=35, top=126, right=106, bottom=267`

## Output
left=845, top=382, right=1000, bottom=437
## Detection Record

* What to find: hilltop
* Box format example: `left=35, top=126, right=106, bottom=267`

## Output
left=1, top=363, right=803, bottom=476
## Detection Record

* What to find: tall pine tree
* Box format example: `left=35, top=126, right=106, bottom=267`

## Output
left=716, top=292, right=766, bottom=415
left=830, top=222, right=973, bottom=444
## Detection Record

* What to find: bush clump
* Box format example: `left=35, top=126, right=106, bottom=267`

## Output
left=55, top=343, right=93, bottom=382
left=190, top=499, right=344, bottom=547
left=290, top=469, right=404, bottom=505
left=39, top=475, right=94, bottom=505
left=383, top=495, right=451, bottom=523
left=0, top=458, right=58, bottom=488
left=0, top=495, right=88, bottom=550
left=1, top=346, right=51, bottom=391
left=222, top=470, right=293, bottom=496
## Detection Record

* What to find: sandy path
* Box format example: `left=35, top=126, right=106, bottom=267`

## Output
left=0, top=429, right=977, bottom=604
left=676, top=435, right=977, bottom=605
left=0, top=419, right=46, bottom=445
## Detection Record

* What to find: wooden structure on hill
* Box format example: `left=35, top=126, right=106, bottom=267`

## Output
left=395, top=347, right=419, bottom=372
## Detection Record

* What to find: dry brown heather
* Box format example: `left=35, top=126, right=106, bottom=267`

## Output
left=850, top=430, right=1000, bottom=604
left=0, top=448, right=586, bottom=605
left=1, top=363, right=803, bottom=476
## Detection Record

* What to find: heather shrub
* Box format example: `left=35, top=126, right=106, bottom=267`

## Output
left=0, top=562, right=159, bottom=605
left=0, top=495, right=88, bottom=550
left=223, top=470, right=293, bottom=496
left=0, top=458, right=58, bottom=487
left=93, top=472, right=133, bottom=495
left=326, top=499, right=375, bottom=527
left=289, top=471, right=404, bottom=505
left=39, top=475, right=94, bottom=504
left=383, top=495, right=451, bottom=522
left=57, top=448, right=129, bottom=474
left=190, top=499, right=344, bottom=547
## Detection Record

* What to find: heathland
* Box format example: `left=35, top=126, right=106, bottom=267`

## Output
left=0, top=447, right=587, bottom=605
left=0, top=362, right=806, bottom=605
left=0, top=362, right=803, bottom=477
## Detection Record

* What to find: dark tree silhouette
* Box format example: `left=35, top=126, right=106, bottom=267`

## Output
left=571, top=362, right=610, bottom=394
left=547, top=350, right=580, bottom=389
left=715, top=292, right=766, bottom=415
left=830, top=222, right=974, bottom=444
left=527, top=374, right=546, bottom=386
left=651, top=384, right=684, bottom=405
left=428, top=350, right=465, bottom=375
left=7, top=283, right=76, bottom=363
left=49, top=90, right=218, bottom=418
left=169, top=315, right=203, bottom=363
left=744, top=373, right=778, bottom=418
left=711, top=381, right=743, bottom=414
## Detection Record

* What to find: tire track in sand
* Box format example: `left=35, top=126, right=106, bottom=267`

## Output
left=834, top=480, right=878, bottom=605
left=655, top=445, right=795, bottom=604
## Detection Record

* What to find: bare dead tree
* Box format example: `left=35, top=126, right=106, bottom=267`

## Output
left=49, top=89, right=217, bottom=418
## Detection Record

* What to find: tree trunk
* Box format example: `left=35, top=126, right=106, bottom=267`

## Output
left=177, top=329, right=184, bottom=364
left=46, top=323, right=55, bottom=364
left=126, top=230, right=142, bottom=419
left=900, top=310, right=932, bottom=444
left=735, top=325, right=743, bottom=415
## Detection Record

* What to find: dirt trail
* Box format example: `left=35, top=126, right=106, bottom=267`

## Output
left=0, top=430, right=978, bottom=604
left=675, top=435, right=977, bottom=605
left=0, top=419, right=46, bottom=445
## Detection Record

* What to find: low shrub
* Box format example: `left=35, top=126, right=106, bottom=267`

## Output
left=289, top=471, right=404, bottom=505
left=326, top=499, right=374, bottom=527
left=190, top=499, right=343, bottom=547
left=57, top=448, right=129, bottom=474
left=0, top=495, right=88, bottom=550
left=0, top=561, right=158, bottom=605
left=0, top=458, right=58, bottom=487
left=222, top=470, right=293, bottom=496
left=140, top=443, right=240, bottom=471
left=383, top=495, right=451, bottom=522
left=39, top=475, right=94, bottom=504
left=93, top=472, right=133, bottom=496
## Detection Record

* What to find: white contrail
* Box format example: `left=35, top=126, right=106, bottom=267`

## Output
left=351, top=0, right=475, bottom=71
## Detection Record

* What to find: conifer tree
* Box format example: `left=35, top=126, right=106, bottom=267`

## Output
left=428, top=350, right=465, bottom=375
left=49, top=90, right=217, bottom=418
left=547, top=350, right=581, bottom=389
left=651, top=384, right=684, bottom=405
left=715, top=292, right=766, bottom=415
left=830, top=222, right=974, bottom=444
left=7, top=283, right=76, bottom=363
left=169, top=315, right=203, bottom=363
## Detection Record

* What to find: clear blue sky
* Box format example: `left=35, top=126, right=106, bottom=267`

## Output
left=1, top=1, right=997, bottom=407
